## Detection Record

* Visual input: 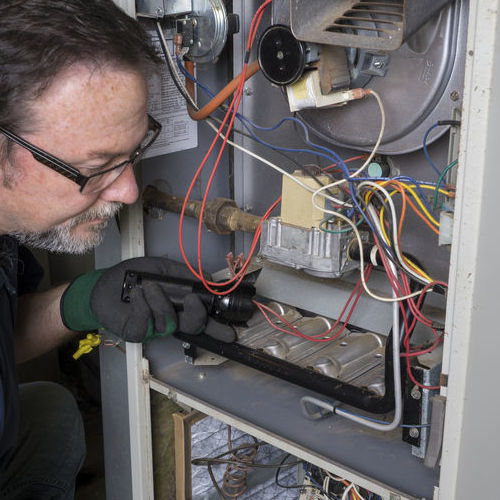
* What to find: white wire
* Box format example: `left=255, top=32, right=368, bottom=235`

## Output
left=341, top=483, right=367, bottom=500
left=207, top=105, right=427, bottom=302
left=311, top=89, right=386, bottom=208
left=358, top=181, right=431, bottom=284
left=310, top=199, right=424, bottom=302
left=204, top=119, right=342, bottom=206
left=336, top=255, right=402, bottom=431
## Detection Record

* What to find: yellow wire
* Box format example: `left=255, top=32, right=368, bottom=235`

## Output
left=404, top=256, right=433, bottom=282
left=377, top=207, right=433, bottom=281
left=373, top=188, right=435, bottom=281
left=379, top=209, right=391, bottom=245
left=379, top=181, right=440, bottom=227
left=405, top=184, right=453, bottom=197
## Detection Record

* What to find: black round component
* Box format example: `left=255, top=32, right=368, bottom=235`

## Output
left=258, top=24, right=306, bottom=86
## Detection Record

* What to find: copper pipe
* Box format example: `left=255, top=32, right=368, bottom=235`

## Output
left=143, top=185, right=262, bottom=235
left=184, top=60, right=260, bottom=121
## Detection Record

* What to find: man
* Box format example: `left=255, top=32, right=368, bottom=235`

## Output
left=0, top=1, right=232, bottom=497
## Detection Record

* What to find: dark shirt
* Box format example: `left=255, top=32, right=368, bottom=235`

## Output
left=0, top=237, right=43, bottom=477
left=0, top=236, right=20, bottom=475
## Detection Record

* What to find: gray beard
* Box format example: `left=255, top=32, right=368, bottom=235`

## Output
left=9, top=202, right=123, bottom=254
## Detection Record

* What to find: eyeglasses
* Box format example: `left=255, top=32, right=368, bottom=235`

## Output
left=0, top=114, right=162, bottom=194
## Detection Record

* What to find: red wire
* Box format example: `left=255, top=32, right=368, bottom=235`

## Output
left=253, top=265, right=372, bottom=341
left=399, top=278, right=447, bottom=391
left=199, top=196, right=281, bottom=296
left=322, top=155, right=368, bottom=172
left=178, top=0, right=275, bottom=295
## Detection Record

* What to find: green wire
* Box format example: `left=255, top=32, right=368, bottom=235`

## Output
left=319, top=218, right=362, bottom=234
left=433, top=159, right=458, bottom=212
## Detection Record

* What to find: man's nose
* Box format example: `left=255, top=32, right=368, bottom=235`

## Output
left=98, top=164, right=139, bottom=205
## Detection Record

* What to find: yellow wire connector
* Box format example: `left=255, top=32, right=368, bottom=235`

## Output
left=73, top=333, right=101, bottom=360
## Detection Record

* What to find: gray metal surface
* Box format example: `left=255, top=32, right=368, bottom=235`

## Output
left=100, top=345, right=133, bottom=500
left=136, top=0, right=192, bottom=17
left=411, top=349, right=442, bottom=459
left=270, top=0, right=467, bottom=154
left=439, top=1, right=500, bottom=497
left=255, top=263, right=394, bottom=334
left=233, top=0, right=455, bottom=284
left=97, top=171, right=155, bottom=500
left=297, top=1, right=468, bottom=154
left=186, top=0, right=229, bottom=64
left=236, top=304, right=385, bottom=386
left=141, top=57, right=232, bottom=272
left=260, top=217, right=367, bottom=278
left=290, top=0, right=404, bottom=52
left=145, top=337, right=440, bottom=499
left=95, top=206, right=132, bottom=500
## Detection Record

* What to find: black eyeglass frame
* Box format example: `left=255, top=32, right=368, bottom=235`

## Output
left=0, top=114, right=162, bottom=193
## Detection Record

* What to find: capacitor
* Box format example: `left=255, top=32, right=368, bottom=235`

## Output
left=258, top=24, right=308, bottom=86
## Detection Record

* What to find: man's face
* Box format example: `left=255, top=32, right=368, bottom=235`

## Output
left=0, top=64, right=149, bottom=254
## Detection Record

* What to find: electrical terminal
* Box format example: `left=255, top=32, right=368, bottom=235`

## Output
left=286, top=70, right=370, bottom=112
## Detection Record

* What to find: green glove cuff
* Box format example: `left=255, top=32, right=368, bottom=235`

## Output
left=60, top=269, right=106, bottom=331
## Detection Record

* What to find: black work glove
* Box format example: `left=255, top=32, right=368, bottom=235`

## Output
left=60, top=257, right=236, bottom=343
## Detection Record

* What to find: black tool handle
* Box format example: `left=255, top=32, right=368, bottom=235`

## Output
left=121, top=271, right=256, bottom=323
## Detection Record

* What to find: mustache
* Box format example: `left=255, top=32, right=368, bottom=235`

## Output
left=70, top=202, right=123, bottom=226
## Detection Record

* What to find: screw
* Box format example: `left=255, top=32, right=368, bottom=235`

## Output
left=244, top=87, right=254, bottom=96
left=182, top=342, right=191, bottom=349
left=409, top=427, right=420, bottom=438
left=199, top=372, right=207, bottom=380
left=373, top=60, right=384, bottom=69
left=450, top=90, right=460, bottom=101
left=411, top=387, right=421, bottom=400
left=155, top=7, right=164, bottom=17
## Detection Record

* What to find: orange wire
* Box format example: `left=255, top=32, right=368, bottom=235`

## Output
left=322, top=154, right=368, bottom=172
left=184, top=60, right=260, bottom=121
left=178, top=0, right=275, bottom=295
left=372, top=180, right=440, bottom=236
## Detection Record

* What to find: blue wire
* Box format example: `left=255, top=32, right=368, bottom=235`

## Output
left=178, top=58, right=391, bottom=243
left=176, top=57, right=437, bottom=241
left=176, top=56, right=216, bottom=99
left=352, top=175, right=436, bottom=214
left=176, top=56, right=351, bottom=175
left=423, top=123, right=442, bottom=177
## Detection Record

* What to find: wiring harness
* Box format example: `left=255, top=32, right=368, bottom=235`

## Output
left=154, top=0, right=458, bottom=432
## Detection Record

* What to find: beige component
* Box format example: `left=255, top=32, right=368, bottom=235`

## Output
left=281, top=170, right=339, bottom=229
left=286, top=70, right=367, bottom=112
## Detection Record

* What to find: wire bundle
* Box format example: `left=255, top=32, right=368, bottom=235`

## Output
left=154, top=0, right=461, bottom=431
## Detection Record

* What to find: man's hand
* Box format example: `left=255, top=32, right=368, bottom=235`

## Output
left=60, top=257, right=235, bottom=343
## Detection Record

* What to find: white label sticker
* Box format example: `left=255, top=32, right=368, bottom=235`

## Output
left=144, top=30, right=198, bottom=159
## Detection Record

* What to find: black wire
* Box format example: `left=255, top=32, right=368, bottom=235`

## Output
left=355, top=185, right=395, bottom=246
left=274, top=454, right=331, bottom=497
left=155, top=22, right=198, bottom=109
left=159, top=41, right=344, bottom=200
left=210, top=117, right=342, bottom=198
left=355, top=186, right=431, bottom=287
